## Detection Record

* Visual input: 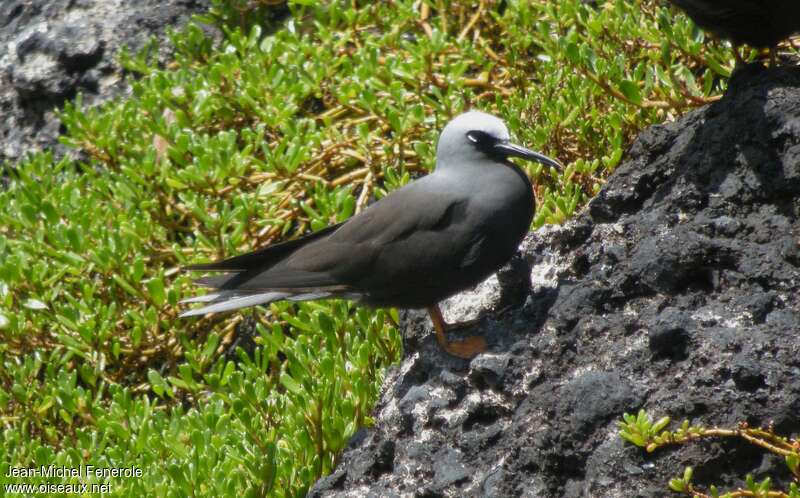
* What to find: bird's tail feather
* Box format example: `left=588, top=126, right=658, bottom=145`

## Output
left=193, top=274, right=237, bottom=288
left=180, top=292, right=224, bottom=304
left=179, top=290, right=334, bottom=317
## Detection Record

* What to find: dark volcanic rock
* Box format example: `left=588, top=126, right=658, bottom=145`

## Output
left=311, top=64, right=800, bottom=497
left=0, top=0, right=210, bottom=164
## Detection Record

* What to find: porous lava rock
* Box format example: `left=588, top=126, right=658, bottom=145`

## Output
left=310, top=64, right=800, bottom=497
left=0, top=0, right=210, bottom=163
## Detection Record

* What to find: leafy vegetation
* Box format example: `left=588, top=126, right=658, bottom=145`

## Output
left=0, top=0, right=773, bottom=495
left=621, top=410, right=800, bottom=498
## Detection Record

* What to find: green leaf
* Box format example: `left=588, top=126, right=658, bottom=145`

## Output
left=565, top=42, right=580, bottom=64
left=146, top=277, right=166, bottom=306
left=280, top=374, right=303, bottom=396
left=165, top=177, right=188, bottom=190
left=652, top=416, right=671, bottom=434
left=668, top=478, right=684, bottom=492
left=112, top=274, right=140, bottom=297
left=148, top=369, right=166, bottom=397
left=618, top=80, right=642, bottom=105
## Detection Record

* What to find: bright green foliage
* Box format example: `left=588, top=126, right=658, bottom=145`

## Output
left=620, top=411, right=800, bottom=497
left=0, top=0, right=765, bottom=496
left=619, top=409, right=672, bottom=449
left=671, top=471, right=800, bottom=498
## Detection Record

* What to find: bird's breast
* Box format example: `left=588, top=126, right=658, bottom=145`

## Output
left=468, top=163, right=534, bottom=223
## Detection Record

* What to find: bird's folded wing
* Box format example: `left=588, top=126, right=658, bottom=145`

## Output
left=185, top=222, right=344, bottom=272
left=282, top=180, right=481, bottom=288
left=185, top=178, right=481, bottom=294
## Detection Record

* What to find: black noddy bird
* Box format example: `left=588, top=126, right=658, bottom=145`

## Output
left=667, top=0, right=800, bottom=62
left=180, top=111, right=561, bottom=359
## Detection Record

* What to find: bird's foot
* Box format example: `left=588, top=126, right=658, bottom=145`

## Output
left=427, top=305, right=489, bottom=360
left=442, top=335, right=487, bottom=360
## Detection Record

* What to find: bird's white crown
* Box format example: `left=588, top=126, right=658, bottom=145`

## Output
left=435, top=111, right=511, bottom=170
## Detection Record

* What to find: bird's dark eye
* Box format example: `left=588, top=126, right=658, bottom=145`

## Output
left=466, top=130, right=495, bottom=146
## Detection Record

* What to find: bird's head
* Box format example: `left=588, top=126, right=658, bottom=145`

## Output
left=435, top=111, right=562, bottom=171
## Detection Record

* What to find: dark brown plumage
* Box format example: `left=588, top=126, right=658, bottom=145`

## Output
left=667, top=0, right=800, bottom=48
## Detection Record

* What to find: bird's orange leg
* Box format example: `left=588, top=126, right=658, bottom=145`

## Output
left=427, top=305, right=487, bottom=359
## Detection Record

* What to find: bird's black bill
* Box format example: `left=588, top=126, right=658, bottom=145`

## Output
left=493, top=141, right=562, bottom=170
